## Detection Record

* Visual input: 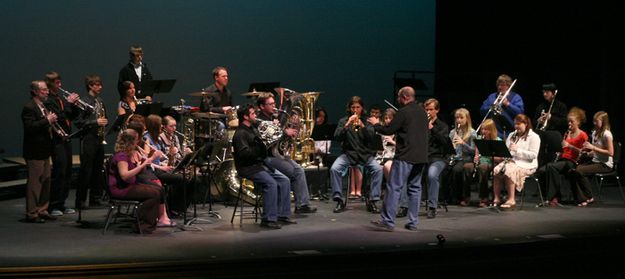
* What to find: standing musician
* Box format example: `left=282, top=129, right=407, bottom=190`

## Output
left=533, top=83, right=568, bottom=168
left=479, top=74, right=525, bottom=138
left=44, top=72, right=80, bottom=217
left=21, top=80, right=58, bottom=223
left=118, top=45, right=153, bottom=101
left=369, top=86, right=429, bottom=231
left=256, top=94, right=317, bottom=214
left=492, top=114, right=541, bottom=210
left=330, top=96, right=383, bottom=214
left=232, top=104, right=295, bottom=229
left=543, top=107, right=589, bottom=207
left=75, top=75, right=108, bottom=209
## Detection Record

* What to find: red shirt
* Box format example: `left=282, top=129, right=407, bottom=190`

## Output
left=561, top=130, right=588, bottom=162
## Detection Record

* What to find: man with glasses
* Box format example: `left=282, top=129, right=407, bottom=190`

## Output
left=232, top=104, right=294, bottom=229
left=256, top=94, right=318, bottom=214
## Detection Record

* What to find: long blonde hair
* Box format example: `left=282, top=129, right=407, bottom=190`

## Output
left=480, top=119, right=498, bottom=140
left=593, top=111, right=610, bottom=140
left=454, top=108, right=473, bottom=142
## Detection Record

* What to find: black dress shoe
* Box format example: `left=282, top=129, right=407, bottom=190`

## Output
left=370, top=220, right=394, bottom=231
left=39, top=214, right=57, bottom=221
left=366, top=200, right=380, bottom=214
left=427, top=208, right=437, bottom=219
left=294, top=205, right=318, bottom=214
left=277, top=217, right=298, bottom=224
left=333, top=200, right=346, bottom=213
left=396, top=207, right=408, bottom=218
left=26, top=217, right=46, bottom=223
left=260, top=221, right=282, bottom=229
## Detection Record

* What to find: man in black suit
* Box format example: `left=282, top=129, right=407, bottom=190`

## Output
left=117, top=45, right=153, bottom=101
left=21, top=80, right=59, bottom=223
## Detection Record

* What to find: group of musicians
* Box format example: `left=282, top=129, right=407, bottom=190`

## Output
left=20, top=45, right=616, bottom=232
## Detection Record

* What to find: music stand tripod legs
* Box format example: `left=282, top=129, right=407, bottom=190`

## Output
left=200, top=161, right=222, bottom=219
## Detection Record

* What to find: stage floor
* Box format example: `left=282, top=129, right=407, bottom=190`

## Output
left=1, top=186, right=625, bottom=278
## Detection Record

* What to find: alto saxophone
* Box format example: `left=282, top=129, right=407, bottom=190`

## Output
left=95, top=98, right=107, bottom=144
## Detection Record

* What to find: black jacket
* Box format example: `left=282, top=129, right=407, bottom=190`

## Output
left=428, top=118, right=451, bottom=162
left=232, top=124, right=269, bottom=178
left=117, top=62, right=153, bottom=99
left=22, top=99, right=53, bottom=160
left=374, top=101, right=429, bottom=164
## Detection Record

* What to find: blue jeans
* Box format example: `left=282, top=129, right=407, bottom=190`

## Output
left=399, top=160, right=446, bottom=209
left=244, top=169, right=291, bottom=222
left=381, top=160, right=425, bottom=228
left=264, top=157, right=310, bottom=207
left=330, top=154, right=382, bottom=202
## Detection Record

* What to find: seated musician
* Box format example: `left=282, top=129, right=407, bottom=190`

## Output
left=118, top=81, right=138, bottom=116
left=232, top=104, right=294, bottom=229
left=473, top=119, right=503, bottom=207
left=543, top=107, right=588, bottom=207
left=199, top=66, right=234, bottom=130
left=569, top=111, right=613, bottom=207
left=108, top=129, right=167, bottom=233
left=448, top=108, right=477, bottom=206
left=492, top=114, right=541, bottom=210
left=329, top=96, right=383, bottom=213
left=313, top=107, right=332, bottom=165
left=256, top=94, right=317, bottom=214
left=160, top=115, right=194, bottom=216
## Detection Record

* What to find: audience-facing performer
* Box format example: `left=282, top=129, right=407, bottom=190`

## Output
left=21, top=81, right=58, bottom=223
left=232, top=104, right=294, bottom=229
left=376, top=108, right=396, bottom=180
left=108, top=129, right=163, bottom=233
left=313, top=107, right=332, bottom=165
left=479, top=74, right=524, bottom=138
left=492, top=114, right=540, bottom=209
left=330, top=96, right=383, bottom=213
left=533, top=83, right=568, bottom=169
left=118, top=80, right=138, bottom=116
left=473, top=119, right=503, bottom=207
left=369, top=86, right=428, bottom=231
left=417, top=98, right=450, bottom=218
left=544, top=107, right=588, bottom=207
left=449, top=108, right=477, bottom=206
left=534, top=83, right=568, bottom=135
left=75, top=75, right=108, bottom=209
left=44, top=72, right=80, bottom=217
left=256, top=95, right=317, bottom=214
left=199, top=66, right=233, bottom=114
left=118, top=45, right=152, bottom=101
left=159, top=115, right=194, bottom=216
left=569, top=111, right=614, bottom=206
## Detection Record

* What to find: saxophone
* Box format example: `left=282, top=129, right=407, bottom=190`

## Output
left=94, top=98, right=107, bottom=144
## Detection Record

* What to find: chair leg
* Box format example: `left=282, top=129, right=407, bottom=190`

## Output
left=134, top=204, right=142, bottom=235
left=230, top=184, right=243, bottom=224
left=598, top=177, right=604, bottom=201
left=102, top=205, right=115, bottom=234
left=616, top=176, right=625, bottom=204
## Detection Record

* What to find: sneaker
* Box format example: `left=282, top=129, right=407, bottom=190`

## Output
left=404, top=224, right=418, bottom=231
left=427, top=208, right=437, bottom=219
left=63, top=208, right=76, bottom=214
left=50, top=209, right=64, bottom=217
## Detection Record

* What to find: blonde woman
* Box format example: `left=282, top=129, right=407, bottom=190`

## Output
left=492, top=114, right=540, bottom=209
left=569, top=111, right=614, bottom=206
left=473, top=119, right=503, bottom=207
left=448, top=108, right=477, bottom=206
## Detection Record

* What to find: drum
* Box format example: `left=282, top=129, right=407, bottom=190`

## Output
left=195, top=118, right=221, bottom=139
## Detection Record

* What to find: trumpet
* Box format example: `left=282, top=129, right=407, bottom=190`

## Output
left=58, top=87, right=94, bottom=111
left=37, top=102, right=69, bottom=139
left=537, top=89, right=559, bottom=131
left=352, top=113, right=362, bottom=132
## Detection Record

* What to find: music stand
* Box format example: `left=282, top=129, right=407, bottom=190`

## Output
left=141, top=79, right=176, bottom=99
left=310, top=124, right=337, bottom=200
left=179, top=144, right=214, bottom=230
left=135, top=102, right=163, bottom=117
left=474, top=139, right=512, bottom=212
left=106, top=113, right=131, bottom=135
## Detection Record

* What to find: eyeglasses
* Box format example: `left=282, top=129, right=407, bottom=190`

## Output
left=264, top=102, right=275, bottom=106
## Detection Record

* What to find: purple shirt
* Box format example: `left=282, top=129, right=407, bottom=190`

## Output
left=108, top=152, right=137, bottom=198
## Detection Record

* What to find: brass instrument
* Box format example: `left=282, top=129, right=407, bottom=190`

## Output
left=476, top=79, right=518, bottom=133
left=94, top=98, right=107, bottom=144
left=37, top=102, right=69, bottom=139
left=292, top=92, right=320, bottom=166
left=537, top=89, right=559, bottom=131
left=58, top=87, right=94, bottom=111
left=352, top=113, right=361, bottom=132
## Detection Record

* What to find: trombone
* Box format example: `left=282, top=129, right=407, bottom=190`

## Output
left=476, top=79, right=517, bottom=133
left=58, top=87, right=95, bottom=111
